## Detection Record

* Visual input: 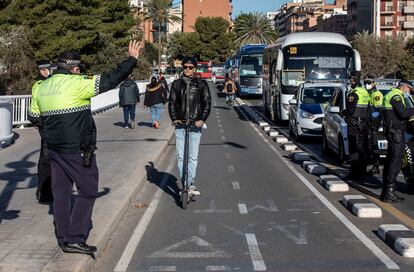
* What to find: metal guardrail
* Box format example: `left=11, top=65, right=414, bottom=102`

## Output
left=0, top=80, right=150, bottom=126
left=0, top=95, right=31, bottom=126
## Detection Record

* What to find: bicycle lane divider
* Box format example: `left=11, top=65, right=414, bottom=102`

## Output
left=237, top=105, right=400, bottom=270
left=114, top=158, right=176, bottom=272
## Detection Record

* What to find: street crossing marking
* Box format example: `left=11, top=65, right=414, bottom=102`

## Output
left=245, top=234, right=266, bottom=271
left=149, top=266, right=176, bottom=271
left=238, top=203, right=248, bottom=214
left=232, top=182, right=240, bottom=190
left=114, top=160, right=176, bottom=272
left=148, top=236, right=231, bottom=258
left=206, top=265, right=232, bottom=271
left=241, top=109, right=400, bottom=270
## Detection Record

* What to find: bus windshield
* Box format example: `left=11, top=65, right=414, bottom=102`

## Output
left=239, top=54, right=263, bottom=77
left=282, top=44, right=354, bottom=86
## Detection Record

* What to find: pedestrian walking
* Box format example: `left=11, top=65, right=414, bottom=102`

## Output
left=381, top=80, right=414, bottom=203
left=30, top=41, right=142, bottom=254
left=119, top=74, right=140, bottom=129
left=158, top=71, right=169, bottom=92
left=343, top=71, right=370, bottom=181
left=144, top=76, right=168, bottom=129
left=223, top=74, right=237, bottom=103
left=364, top=75, right=384, bottom=176
left=29, top=60, right=54, bottom=203
left=168, top=57, right=211, bottom=196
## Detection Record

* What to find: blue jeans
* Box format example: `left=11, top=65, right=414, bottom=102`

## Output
left=123, top=105, right=136, bottom=126
left=226, top=94, right=235, bottom=102
left=150, top=103, right=164, bottom=123
left=175, top=126, right=203, bottom=185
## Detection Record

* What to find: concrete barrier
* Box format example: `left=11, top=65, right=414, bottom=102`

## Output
left=0, top=99, right=14, bottom=148
left=318, top=175, right=349, bottom=192
left=378, top=224, right=414, bottom=257
left=342, top=195, right=382, bottom=218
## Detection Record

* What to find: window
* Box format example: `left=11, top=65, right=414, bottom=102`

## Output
left=385, top=30, right=393, bottom=36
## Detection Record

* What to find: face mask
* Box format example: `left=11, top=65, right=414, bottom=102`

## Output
left=365, top=84, right=373, bottom=91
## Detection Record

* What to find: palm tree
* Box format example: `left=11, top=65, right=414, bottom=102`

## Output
left=143, top=0, right=182, bottom=69
left=233, top=12, right=278, bottom=48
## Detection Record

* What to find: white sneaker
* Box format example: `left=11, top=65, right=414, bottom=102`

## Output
left=188, top=185, right=200, bottom=196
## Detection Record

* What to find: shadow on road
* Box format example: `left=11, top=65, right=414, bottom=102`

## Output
left=145, top=162, right=181, bottom=207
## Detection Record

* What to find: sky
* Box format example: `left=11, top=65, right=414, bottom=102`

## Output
left=231, top=0, right=285, bottom=17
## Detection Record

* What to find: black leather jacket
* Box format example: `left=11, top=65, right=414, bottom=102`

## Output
left=168, top=76, right=211, bottom=123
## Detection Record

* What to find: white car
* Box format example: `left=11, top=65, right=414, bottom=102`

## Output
left=288, top=82, right=344, bottom=140
left=322, top=85, right=388, bottom=162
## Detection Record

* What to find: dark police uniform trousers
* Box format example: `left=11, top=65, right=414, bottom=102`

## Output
left=383, top=127, right=405, bottom=191
left=37, top=137, right=53, bottom=202
left=48, top=150, right=98, bottom=245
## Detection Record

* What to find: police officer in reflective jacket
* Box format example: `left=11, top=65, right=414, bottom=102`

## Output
left=29, top=60, right=55, bottom=203
left=343, top=71, right=370, bottom=180
left=381, top=80, right=414, bottom=202
left=29, top=41, right=142, bottom=254
left=364, top=75, right=384, bottom=175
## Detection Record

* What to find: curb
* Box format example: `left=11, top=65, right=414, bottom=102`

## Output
left=378, top=224, right=414, bottom=257
left=342, top=195, right=382, bottom=218
left=318, top=175, right=349, bottom=192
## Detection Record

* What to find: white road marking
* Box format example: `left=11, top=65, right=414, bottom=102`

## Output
left=206, top=265, right=232, bottom=271
left=220, top=129, right=225, bottom=133
left=239, top=108, right=400, bottom=270
left=218, top=119, right=221, bottom=123
left=149, top=236, right=231, bottom=258
left=221, top=136, right=226, bottom=141
left=194, top=199, right=232, bottom=213
left=245, top=234, right=266, bottom=271
left=232, top=182, right=240, bottom=190
left=218, top=124, right=222, bottom=128
left=271, top=222, right=308, bottom=245
left=199, top=224, right=207, bottom=236
left=228, top=165, right=235, bottom=173
left=238, top=203, right=248, bottom=214
left=225, top=153, right=232, bottom=160
left=149, top=266, right=176, bottom=271
left=248, top=198, right=278, bottom=213
left=114, top=160, right=176, bottom=272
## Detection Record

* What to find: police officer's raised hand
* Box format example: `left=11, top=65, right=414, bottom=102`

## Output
left=128, top=40, right=142, bottom=59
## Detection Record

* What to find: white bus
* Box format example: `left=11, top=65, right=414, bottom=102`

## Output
left=262, top=32, right=361, bottom=121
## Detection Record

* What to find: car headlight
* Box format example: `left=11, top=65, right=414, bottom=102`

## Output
left=282, top=103, right=290, bottom=111
left=300, top=110, right=314, bottom=119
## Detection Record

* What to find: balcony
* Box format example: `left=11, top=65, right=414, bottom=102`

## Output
left=381, top=22, right=396, bottom=29
left=404, top=6, right=414, bottom=14
left=381, top=6, right=396, bottom=14
left=404, top=21, right=414, bottom=29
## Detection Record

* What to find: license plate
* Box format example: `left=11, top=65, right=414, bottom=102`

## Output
left=378, top=140, right=388, bottom=150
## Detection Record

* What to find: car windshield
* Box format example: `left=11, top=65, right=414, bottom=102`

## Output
left=301, top=86, right=338, bottom=104
left=197, top=63, right=209, bottom=73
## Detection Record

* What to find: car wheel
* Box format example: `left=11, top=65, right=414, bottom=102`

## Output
left=322, top=128, right=330, bottom=154
left=338, top=135, right=346, bottom=163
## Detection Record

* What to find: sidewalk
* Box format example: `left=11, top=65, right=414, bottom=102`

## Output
left=0, top=103, right=174, bottom=272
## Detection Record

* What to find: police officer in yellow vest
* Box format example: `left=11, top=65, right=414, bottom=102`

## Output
left=29, top=60, right=55, bottom=203
left=343, top=71, right=371, bottom=180
left=364, top=76, right=384, bottom=175
left=381, top=79, right=414, bottom=202
left=29, top=41, right=142, bottom=254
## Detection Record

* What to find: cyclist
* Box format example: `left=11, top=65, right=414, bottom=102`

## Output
left=168, top=57, right=211, bottom=196
left=223, top=74, right=236, bottom=107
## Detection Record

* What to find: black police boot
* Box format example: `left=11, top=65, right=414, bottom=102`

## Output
left=60, top=242, right=97, bottom=254
left=367, top=165, right=381, bottom=176
left=380, top=187, right=404, bottom=203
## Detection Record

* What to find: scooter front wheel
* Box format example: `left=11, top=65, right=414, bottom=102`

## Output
left=181, top=189, right=189, bottom=209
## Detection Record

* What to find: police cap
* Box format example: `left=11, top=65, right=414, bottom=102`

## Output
left=36, top=59, right=52, bottom=70
left=350, top=71, right=361, bottom=78
left=58, top=51, right=82, bottom=66
left=399, top=79, right=414, bottom=91
left=181, top=56, right=197, bottom=67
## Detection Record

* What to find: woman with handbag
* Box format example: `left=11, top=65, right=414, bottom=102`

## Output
left=144, top=76, right=168, bottom=128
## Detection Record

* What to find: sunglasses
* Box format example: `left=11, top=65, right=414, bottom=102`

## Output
left=183, top=65, right=195, bottom=70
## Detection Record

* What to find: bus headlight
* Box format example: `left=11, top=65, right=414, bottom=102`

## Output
left=282, top=103, right=290, bottom=111
left=300, top=110, right=314, bottom=119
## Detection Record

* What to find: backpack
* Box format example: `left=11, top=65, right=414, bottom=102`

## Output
left=226, top=82, right=233, bottom=92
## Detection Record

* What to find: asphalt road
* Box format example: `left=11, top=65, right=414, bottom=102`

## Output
left=93, top=83, right=414, bottom=272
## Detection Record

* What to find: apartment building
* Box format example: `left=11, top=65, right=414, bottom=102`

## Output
left=130, top=0, right=154, bottom=43
left=317, top=8, right=348, bottom=35
left=378, top=0, right=414, bottom=38
left=182, top=0, right=233, bottom=32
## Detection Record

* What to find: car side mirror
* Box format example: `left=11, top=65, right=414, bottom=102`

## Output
left=329, top=106, right=340, bottom=114
left=289, top=99, right=297, bottom=105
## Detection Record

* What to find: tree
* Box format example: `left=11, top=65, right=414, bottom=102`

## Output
left=233, top=12, right=278, bottom=48
left=144, top=42, right=159, bottom=66
left=167, top=31, right=201, bottom=61
left=194, top=17, right=235, bottom=62
left=143, top=0, right=181, bottom=68
left=399, top=38, right=414, bottom=79
left=352, top=31, right=406, bottom=78
left=0, top=0, right=145, bottom=94
left=0, top=26, right=36, bottom=95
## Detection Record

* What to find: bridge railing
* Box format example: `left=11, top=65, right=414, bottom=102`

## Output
left=1, top=80, right=149, bottom=126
